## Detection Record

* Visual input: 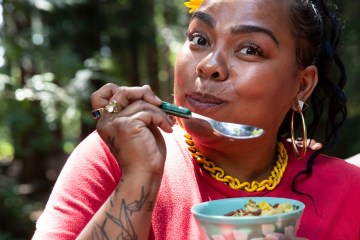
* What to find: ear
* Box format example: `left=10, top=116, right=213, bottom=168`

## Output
left=291, top=65, right=318, bottom=110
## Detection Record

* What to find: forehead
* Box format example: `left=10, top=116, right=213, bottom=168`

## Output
left=195, top=0, right=292, bottom=39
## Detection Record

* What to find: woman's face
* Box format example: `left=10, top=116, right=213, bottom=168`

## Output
left=174, top=0, right=304, bottom=139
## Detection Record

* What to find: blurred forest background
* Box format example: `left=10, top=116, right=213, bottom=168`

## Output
left=0, top=0, right=359, bottom=239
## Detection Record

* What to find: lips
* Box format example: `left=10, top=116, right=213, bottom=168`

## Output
left=187, top=92, right=227, bottom=111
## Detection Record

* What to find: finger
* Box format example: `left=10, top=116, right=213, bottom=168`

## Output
left=265, top=233, right=307, bottom=240
left=264, top=234, right=280, bottom=240
left=131, top=110, right=174, bottom=133
left=149, top=124, right=167, bottom=156
left=110, top=85, right=162, bottom=112
left=98, top=100, right=175, bottom=133
left=90, top=83, right=120, bottom=109
left=285, top=138, right=323, bottom=151
left=308, top=139, right=322, bottom=150
left=119, top=100, right=175, bottom=131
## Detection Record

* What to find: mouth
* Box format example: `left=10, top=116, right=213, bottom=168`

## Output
left=187, top=92, right=227, bottom=111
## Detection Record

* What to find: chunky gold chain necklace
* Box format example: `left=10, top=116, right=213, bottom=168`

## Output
left=185, top=134, right=288, bottom=192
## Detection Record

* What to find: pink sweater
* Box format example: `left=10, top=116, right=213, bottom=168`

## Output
left=33, top=125, right=360, bottom=239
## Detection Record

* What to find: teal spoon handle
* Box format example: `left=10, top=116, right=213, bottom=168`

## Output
left=160, top=101, right=192, bottom=118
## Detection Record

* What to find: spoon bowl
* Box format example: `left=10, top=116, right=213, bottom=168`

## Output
left=160, top=102, right=264, bottom=140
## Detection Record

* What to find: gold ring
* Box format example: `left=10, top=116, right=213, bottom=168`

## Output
left=91, top=108, right=105, bottom=120
left=105, top=99, right=120, bottom=113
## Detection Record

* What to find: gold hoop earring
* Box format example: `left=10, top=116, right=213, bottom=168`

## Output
left=291, top=101, right=308, bottom=160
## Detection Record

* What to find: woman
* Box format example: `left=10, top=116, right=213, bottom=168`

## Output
left=33, top=0, right=360, bottom=239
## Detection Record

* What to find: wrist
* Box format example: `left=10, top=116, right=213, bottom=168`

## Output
left=119, top=171, right=163, bottom=194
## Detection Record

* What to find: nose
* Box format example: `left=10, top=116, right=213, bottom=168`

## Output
left=196, top=51, right=228, bottom=81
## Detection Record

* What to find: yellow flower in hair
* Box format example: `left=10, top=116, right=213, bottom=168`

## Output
left=184, top=0, right=203, bottom=13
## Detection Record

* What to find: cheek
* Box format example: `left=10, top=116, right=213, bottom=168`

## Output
left=233, top=64, right=296, bottom=101
left=231, top=66, right=297, bottom=122
left=174, top=50, right=196, bottom=104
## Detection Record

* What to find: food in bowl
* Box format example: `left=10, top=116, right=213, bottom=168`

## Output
left=191, top=197, right=305, bottom=240
left=225, top=199, right=299, bottom=217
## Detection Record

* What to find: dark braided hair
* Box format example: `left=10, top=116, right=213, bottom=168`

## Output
left=278, top=0, right=347, bottom=202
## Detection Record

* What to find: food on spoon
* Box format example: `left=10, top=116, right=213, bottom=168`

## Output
left=251, top=128, right=264, bottom=136
left=224, top=199, right=299, bottom=217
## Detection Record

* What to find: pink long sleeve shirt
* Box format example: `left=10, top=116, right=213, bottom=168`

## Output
left=33, top=125, right=360, bottom=239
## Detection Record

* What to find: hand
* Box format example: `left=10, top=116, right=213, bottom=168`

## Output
left=90, top=83, right=175, bottom=177
left=264, top=233, right=308, bottom=240
left=307, top=139, right=322, bottom=151
left=262, top=225, right=308, bottom=240
left=286, top=138, right=322, bottom=151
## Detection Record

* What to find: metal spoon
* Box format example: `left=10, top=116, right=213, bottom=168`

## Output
left=160, top=101, right=264, bottom=139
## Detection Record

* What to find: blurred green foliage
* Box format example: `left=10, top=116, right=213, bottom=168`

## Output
left=0, top=0, right=359, bottom=239
left=0, top=177, right=34, bottom=240
left=327, top=0, right=360, bottom=157
left=0, top=0, right=186, bottom=238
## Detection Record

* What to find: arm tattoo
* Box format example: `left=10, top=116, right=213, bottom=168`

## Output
left=91, top=186, right=151, bottom=240
left=110, top=185, right=120, bottom=207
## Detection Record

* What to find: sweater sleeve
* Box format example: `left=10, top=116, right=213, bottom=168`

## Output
left=32, top=131, right=121, bottom=240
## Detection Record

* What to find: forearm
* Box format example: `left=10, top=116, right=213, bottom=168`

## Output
left=77, top=173, right=161, bottom=240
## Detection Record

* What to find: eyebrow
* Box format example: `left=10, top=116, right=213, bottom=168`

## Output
left=191, top=11, right=216, bottom=28
left=190, top=11, right=279, bottom=47
left=231, top=25, right=279, bottom=47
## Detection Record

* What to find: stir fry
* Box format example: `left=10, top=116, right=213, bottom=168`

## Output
left=225, top=199, right=299, bottom=217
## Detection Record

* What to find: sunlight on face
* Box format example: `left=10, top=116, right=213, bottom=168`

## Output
left=174, top=0, right=301, bottom=140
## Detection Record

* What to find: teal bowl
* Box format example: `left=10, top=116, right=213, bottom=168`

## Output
left=191, top=197, right=305, bottom=239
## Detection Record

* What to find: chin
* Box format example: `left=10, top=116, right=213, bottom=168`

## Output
left=182, top=119, right=217, bottom=139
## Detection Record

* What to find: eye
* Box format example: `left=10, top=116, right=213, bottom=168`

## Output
left=187, top=32, right=208, bottom=46
left=239, top=43, right=263, bottom=56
